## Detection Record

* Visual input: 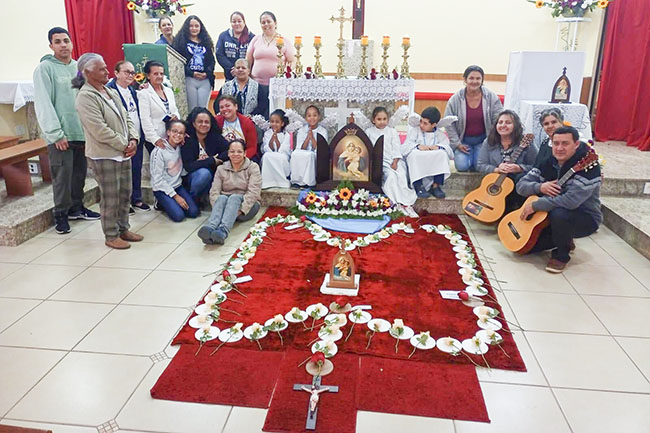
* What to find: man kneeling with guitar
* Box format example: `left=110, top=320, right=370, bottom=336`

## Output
left=516, top=126, right=601, bottom=273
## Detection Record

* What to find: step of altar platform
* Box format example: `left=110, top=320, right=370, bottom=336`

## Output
left=0, top=177, right=100, bottom=246
left=601, top=196, right=650, bottom=261
left=2, top=168, right=648, bottom=247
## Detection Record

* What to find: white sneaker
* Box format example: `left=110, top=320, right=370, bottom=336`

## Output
left=404, top=205, right=419, bottom=218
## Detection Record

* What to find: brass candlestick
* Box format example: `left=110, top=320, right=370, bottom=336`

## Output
left=400, top=42, right=411, bottom=79
left=314, top=42, right=324, bottom=78
left=294, top=41, right=303, bottom=76
left=336, top=40, right=346, bottom=78
left=276, top=39, right=285, bottom=78
left=380, top=42, right=390, bottom=78
left=358, top=43, right=369, bottom=78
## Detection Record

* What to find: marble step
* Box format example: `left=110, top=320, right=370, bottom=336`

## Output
left=446, top=172, right=650, bottom=197
left=601, top=196, right=650, bottom=261
left=0, top=178, right=100, bottom=246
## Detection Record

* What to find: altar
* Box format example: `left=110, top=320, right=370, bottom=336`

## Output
left=269, top=77, right=416, bottom=128
left=0, top=81, right=40, bottom=140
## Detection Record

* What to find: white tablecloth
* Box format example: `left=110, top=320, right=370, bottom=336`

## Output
left=0, top=81, right=35, bottom=111
left=518, top=100, right=593, bottom=146
left=269, top=77, right=415, bottom=113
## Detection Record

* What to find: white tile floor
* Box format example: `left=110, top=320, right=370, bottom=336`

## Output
left=0, top=210, right=649, bottom=433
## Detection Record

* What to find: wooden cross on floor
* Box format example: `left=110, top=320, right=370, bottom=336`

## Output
left=293, top=375, right=339, bottom=430
left=330, top=6, right=355, bottom=43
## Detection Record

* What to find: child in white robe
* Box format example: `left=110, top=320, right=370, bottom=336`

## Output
left=365, top=107, right=418, bottom=217
left=261, top=109, right=292, bottom=189
left=291, top=105, right=328, bottom=188
left=401, top=106, right=453, bottom=199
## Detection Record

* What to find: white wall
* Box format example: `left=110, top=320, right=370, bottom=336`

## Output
left=1, top=0, right=67, bottom=81
left=1, top=0, right=604, bottom=82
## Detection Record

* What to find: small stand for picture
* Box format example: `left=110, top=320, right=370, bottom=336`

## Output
left=550, top=67, right=572, bottom=104
left=320, top=247, right=360, bottom=296
left=293, top=375, right=339, bottom=431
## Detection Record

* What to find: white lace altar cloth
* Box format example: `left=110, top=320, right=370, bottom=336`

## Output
left=0, top=81, right=35, bottom=112
left=269, top=77, right=415, bottom=112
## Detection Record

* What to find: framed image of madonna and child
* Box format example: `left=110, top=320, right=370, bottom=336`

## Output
left=316, top=122, right=384, bottom=192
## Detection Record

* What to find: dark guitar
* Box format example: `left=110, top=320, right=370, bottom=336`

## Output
left=498, top=151, right=599, bottom=254
left=462, top=134, right=534, bottom=224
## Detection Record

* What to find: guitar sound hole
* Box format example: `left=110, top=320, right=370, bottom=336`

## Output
left=487, top=184, right=502, bottom=195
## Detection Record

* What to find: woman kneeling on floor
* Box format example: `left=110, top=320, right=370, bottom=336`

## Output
left=198, top=139, right=262, bottom=244
left=151, top=119, right=200, bottom=222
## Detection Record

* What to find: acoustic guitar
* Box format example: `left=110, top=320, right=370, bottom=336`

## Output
left=462, top=134, right=534, bottom=224
left=498, top=151, right=599, bottom=254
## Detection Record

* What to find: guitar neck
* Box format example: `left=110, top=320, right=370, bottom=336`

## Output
left=507, top=144, right=527, bottom=163
left=557, top=168, right=575, bottom=187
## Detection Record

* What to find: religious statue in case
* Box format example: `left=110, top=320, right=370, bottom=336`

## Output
left=550, top=67, right=571, bottom=104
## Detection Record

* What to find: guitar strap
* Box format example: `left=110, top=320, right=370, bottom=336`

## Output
left=501, top=145, right=519, bottom=163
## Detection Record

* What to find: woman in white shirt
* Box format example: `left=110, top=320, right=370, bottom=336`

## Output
left=137, top=61, right=180, bottom=153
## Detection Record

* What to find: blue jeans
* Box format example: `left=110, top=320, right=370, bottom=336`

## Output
left=154, top=185, right=199, bottom=222
left=204, top=194, right=261, bottom=235
left=130, top=140, right=144, bottom=204
left=185, top=168, right=213, bottom=201
left=454, top=133, right=486, bottom=172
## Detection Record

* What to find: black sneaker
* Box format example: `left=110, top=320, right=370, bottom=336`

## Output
left=54, top=215, right=71, bottom=234
left=69, top=207, right=101, bottom=220
left=431, top=186, right=446, bottom=199
left=132, top=202, right=151, bottom=212
left=129, top=207, right=136, bottom=216
left=198, top=226, right=215, bottom=245
left=153, top=200, right=163, bottom=211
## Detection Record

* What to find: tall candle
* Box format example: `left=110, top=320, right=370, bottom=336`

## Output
left=361, top=35, right=369, bottom=46
left=402, top=35, right=410, bottom=45
left=295, top=35, right=302, bottom=45
left=382, top=35, right=390, bottom=45
left=314, top=35, right=322, bottom=45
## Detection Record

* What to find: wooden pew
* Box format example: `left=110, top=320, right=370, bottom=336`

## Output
left=0, top=135, right=21, bottom=178
left=0, top=139, right=51, bottom=196
left=0, top=135, right=21, bottom=150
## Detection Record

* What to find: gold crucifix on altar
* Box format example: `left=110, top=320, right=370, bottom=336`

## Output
left=330, top=6, right=354, bottom=43
left=330, top=6, right=355, bottom=78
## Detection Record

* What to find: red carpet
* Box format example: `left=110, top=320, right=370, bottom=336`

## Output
left=264, top=350, right=359, bottom=433
left=152, top=207, right=525, bottom=428
left=151, top=345, right=284, bottom=407
left=357, top=357, right=489, bottom=422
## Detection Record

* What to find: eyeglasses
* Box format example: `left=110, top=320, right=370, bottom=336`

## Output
left=121, top=70, right=136, bottom=76
left=169, top=129, right=185, bottom=135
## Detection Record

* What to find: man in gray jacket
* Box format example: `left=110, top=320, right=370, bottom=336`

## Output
left=516, top=126, right=601, bottom=273
left=33, top=27, right=100, bottom=234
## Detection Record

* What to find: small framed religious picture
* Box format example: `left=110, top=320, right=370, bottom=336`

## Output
left=329, top=249, right=356, bottom=289
left=550, top=67, right=571, bottom=104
